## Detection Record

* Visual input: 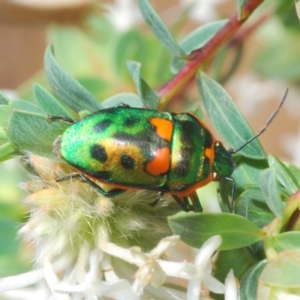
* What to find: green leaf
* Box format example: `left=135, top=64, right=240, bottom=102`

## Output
left=0, top=105, right=10, bottom=127
left=273, top=232, right=300, bottom=252
left=214, top=247, right=259, bottom=282
left=197, top=72, right=266, bottom=159
left=288, top=164, right=300, bottom=184
left=233, top=156, right=268, bottom=191
left=168, top=212, right=264, bottom=250
left=268, top=155, right=299, bottom=195
left=0, top=127, right=7, bottom=141
left=34, top=84, right=73, bottom=118
left=137, top=0, right=185, bottom=57
left=171, top=20, right=227, bottom=73
left=235, top=185, right=274, bottom=228
left=7, top=100, right=68, bottom=159
left=0, top=91, right=10, bottom=104
left=101, top=93, right=143, bottom=108
left=0, top=143, right=16, bottom=162
left=240, top=260, right=267, bottom=300
left=44, top=46, right=101, bottom=113
left=259, top=168, right=284, bottom=219
left=260, top=249, right=300, bottom=288
left=127, top=60, right=160, bottom=109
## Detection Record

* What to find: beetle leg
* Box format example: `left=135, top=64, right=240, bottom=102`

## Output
left=172, top=193, right=203, bottom=212
left=189, top=192, right=203, bottom=212
left=55, top=173, right=125, bottom=198
left=225, top=176, right=235, bottom=213
left=47, top=115, right=75, bottom=124
left=149, top=192, right=164, bottom=207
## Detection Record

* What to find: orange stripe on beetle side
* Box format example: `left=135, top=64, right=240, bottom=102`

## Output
left=146, top=147, right=170, bottom=176
left=150, top=118, right=173, bottom=142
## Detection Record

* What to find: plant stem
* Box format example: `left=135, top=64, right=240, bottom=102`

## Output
left=158, top=0, right=264, bottom=106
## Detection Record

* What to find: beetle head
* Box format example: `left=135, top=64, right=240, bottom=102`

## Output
left=212, top=142, right=235, bottom=180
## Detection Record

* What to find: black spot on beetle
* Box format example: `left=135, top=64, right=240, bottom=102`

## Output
left=124, top=117, right=140, bottom=127
left=121, top=154, right=135, bottom=170
left=91, top=144, right=108, bottom=163
left=94, top=119, right=111, bottom=132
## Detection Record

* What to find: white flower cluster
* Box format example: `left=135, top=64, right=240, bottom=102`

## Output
left=0, top=235, right=239, bottom=300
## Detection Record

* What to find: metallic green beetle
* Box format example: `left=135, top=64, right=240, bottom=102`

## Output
left=51, top=92, right=286, bottom=212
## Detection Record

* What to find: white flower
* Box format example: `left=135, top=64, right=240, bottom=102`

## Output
left=179, top=235, right=225, bottom=299
left=179, top=0, right=226, bottom=23
left=101, top=235, right=180, bottom=296
left=104, top=0, right=142, bottom=31
left=1, top=226, right=232, bottom=299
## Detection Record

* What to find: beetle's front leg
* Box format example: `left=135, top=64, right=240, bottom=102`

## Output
left=47, top=115, right=75, bottom=124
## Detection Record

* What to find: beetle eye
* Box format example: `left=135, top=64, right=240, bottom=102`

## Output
left=212, top=172, right=219, bottom=181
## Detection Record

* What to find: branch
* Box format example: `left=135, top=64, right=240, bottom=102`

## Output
left=158, top=0, right=264, bottom=106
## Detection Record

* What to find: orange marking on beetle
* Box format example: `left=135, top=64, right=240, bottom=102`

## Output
left=146, top=147, right=170, bottom=176
left=204, top=147, right=214, bottom=161
left=150, top=118, right=173, bottom=142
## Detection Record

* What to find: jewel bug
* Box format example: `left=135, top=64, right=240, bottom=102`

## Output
left=49, top=90, right=287, bottom=212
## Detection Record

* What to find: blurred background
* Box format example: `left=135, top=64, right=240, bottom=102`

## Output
left=0, top=0, right=299, bottom=296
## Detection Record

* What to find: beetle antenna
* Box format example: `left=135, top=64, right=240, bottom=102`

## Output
left=229, top=88, right=288, bottom=154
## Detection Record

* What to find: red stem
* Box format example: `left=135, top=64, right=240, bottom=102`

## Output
left=158, top=0, right=264, bottom=106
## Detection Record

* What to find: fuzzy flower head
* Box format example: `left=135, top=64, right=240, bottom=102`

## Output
left=19, top=154, right=179, bottom=266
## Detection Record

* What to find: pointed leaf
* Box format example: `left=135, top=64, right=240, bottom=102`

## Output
left=137, top=0, right=185, bottom=57
left=259, top=168, right=284, bottom=219
left=235, top=185, right=274, bottom=228
left=240, top=260, right=267, bottom=300
left=0, top=91, right=10, bottom=104
left=44, top=46, right=101, bottom=113
left=7, top=100, right=68, bottom=159
left=168, top=212, right=264, bottom=250
left=127, top=60, right=160, bottom=109
left=268, top=155, right=299, bottom=195
left=197, top=72, right=265, bottom=159
left=34, top=84, right=73, bottom=118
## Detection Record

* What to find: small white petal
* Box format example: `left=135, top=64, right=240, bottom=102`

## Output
left=157, top=260, right=190, bottom=279
left=225, top=269, right=240, bottom=300
left=150, top=235, right=180, bottom=257
left=0, top=269, right=44, bottom=292
left=195, top=235, right=222, bottom=266
left=202, top=273, right=225, bottom=294
left=100, top=242, right=145, bottom=265
left=94, top=279, right=138, bottom=300
left=187, top=277, right=201, bottom=300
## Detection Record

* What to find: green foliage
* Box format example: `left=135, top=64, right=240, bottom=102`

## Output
left=168, top=212, right=264, bottom=250
left=126, top=60, right=160, bottom=108
left=197, top=72, right=265, bottom=159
